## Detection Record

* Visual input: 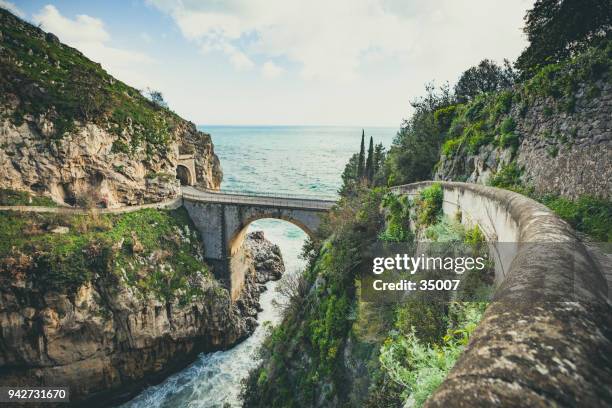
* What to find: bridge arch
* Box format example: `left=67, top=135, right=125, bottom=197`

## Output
left=182, top=190, right=334, bottom=301
left=228, top=213, right=315, bottom=257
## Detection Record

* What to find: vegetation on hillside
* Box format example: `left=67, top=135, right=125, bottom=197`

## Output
left=490, top=168, right=612, bottom=242
left=515, top=0, right=612, bottom=78
left=339, top=4, right=611, bottom=241
left=244, top=181, right=493, bottom=406
left=0, top=9, right=184, bottom=159
left=0, top=207, right=212, bottom=303
left=0, top=188, right=57, bottom=207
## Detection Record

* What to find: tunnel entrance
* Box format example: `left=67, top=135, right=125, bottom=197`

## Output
left=176, top=165, right=192, bottom=186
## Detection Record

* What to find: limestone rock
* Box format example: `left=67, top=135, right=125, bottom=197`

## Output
left=435, top=80, right=612, bottom=199
left=0, top=118, right=222, bottom=208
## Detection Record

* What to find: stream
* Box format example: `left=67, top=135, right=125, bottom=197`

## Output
left=121, top=219, right=307, bottom=407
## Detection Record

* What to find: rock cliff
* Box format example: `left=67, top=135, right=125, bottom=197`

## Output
left=434, top=42, right=611, bottom=199
left=0, top=208, right=283, bottom=405
left=0, top=9, right=222, bottom=207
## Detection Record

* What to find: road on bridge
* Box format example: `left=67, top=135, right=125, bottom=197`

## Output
left=181, top=186, right=336, bottom=211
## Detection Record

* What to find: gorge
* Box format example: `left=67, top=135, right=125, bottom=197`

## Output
left=1, top=3, right=611, bottom=408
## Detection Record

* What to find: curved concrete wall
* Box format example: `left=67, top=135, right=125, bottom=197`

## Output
left=393, top=182, right=612, bottom=407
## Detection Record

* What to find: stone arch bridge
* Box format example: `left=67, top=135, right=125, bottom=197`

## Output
left=182, top=186, right=335, bottom=300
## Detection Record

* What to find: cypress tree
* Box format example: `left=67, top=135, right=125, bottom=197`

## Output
left=373, top=143, right=385, bottom=185
left=366, top=136, right=374, bottom=183
left=357, top=130, right=365, bottom=179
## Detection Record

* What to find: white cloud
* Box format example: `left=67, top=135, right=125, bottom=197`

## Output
left=140, top=32, right=152, bottom=43
left=0, top=0, right=25, bottom=18
left=146, top=0, right=417, bottom=79
left=33, top=5, right=154, bottom=88
left=261, top=61, right=284, bottom=78
left=146, top=0, right=529, bottom=85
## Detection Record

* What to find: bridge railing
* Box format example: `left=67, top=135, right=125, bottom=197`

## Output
left=209, top=188, right=337, bottom=201
left=182, top=188, right=336, bottom=210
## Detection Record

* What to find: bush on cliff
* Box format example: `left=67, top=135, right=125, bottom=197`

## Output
left=0, top=208, right=211, bottom=302
left=242, top=187, right=386, bottom=407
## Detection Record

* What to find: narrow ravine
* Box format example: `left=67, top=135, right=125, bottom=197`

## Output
left=121, top=219, right=307, bottom=408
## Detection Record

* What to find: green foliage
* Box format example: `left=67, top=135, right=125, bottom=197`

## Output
left=454, top=59, right=516, bottom=103
left=358, top=130, right=366, bottom=179
left=539, top=195, right=612, bottom=242
left=464, top=121, right=492, bottom=154
left=424, top=217, right=465, bottom=243
left=441, top=137, right=463, bottom=157
left=464, top=225, right=486, bottom=250
left=522, top=39, right=611, bottom=103
left=386, top=83, right=454, bottom=185
left=379, top=302, right=487, bottom=407
left=499, top=117, right=516, bottom=134
left=492, top=90, right=513, bottom=116
left=340, top=134, right=387, bottom=195
left=516, top=0, right=612, bottom=77
left=433, top=104, right=459, bottom=129
left=489, top=162, right=522, bottom=189
left=488, top=169, right=611, bottom=242
left=547, top=145, right=559, bottom=158
left=499, top=131, right=519, bottom=150
left=414, top=183, right=443, bottom=227
left=0, top=208, right=210, bottom=300
left=380, top=193, right=413, bottom=242
left=366, top=136, right=375, bottom=183
left=111, top=140, right=130, bottom=154
left=0, top=188, right=57, bottom=207
left=0, top=9, right=181, bottom=154
left=243, top=187, right=386, bottom=407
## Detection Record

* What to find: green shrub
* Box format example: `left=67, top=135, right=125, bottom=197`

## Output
left=111, top=140, right=130, bottom=154
left=540, top=195, right=612, bottom=242
left=380, top=302, right=487, bottom=407
left=433, top=104, right=459, bottom=129
left=489, top=163, right=522, bottom=188
left=0, top=208, right=210, bottom=298
left=499, top=117, right=516, bottom=134
left=415, top=183, right=443, bottom=227
left=547, top=145, right=559, bottom=158
left=0, top=188, right=56, bottom=207
left=499, top=132, right=519, bottom=149
left=441, top=137, right=463, bottom=156
left=380, top=193, right=413, bottom=242
left=492, top=90, right=513, bottom=116
left=463, top=121, right=492, bottom=154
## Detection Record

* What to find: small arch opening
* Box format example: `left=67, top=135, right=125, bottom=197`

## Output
left=176, top=165, right=192, bottom=186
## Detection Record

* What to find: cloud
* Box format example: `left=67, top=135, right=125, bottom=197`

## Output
left=33, top=5, right=154, bottom=88
left=146, top=0, right=529, bottom=85
left=140, top=32, right=152, bottom=43
left=146, top=0, right=417, bottom=79
left=261, top=61, right=284, bottom=79
left=0, top=0, right=25, bottom=18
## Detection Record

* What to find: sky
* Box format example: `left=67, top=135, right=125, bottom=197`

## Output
left=5, top=0, right=532, bottom=126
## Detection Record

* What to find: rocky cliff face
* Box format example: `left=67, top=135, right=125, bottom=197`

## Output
left=0, top=212, right=283, bottom=405
left=0, top=118, right=222, bottom=208
left=0, top=9, right=222, bottom=208
left=434, top=43, right=611, bottom=200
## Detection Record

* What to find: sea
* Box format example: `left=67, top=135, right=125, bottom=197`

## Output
left=121, top=125, right=397, bottom=407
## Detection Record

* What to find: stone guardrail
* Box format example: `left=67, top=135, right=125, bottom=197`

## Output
left=182, top=187, right=335, bottom=211
left=0, top=197, right=183, bottom=214
left=392, top=181, right=611, bottom=407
